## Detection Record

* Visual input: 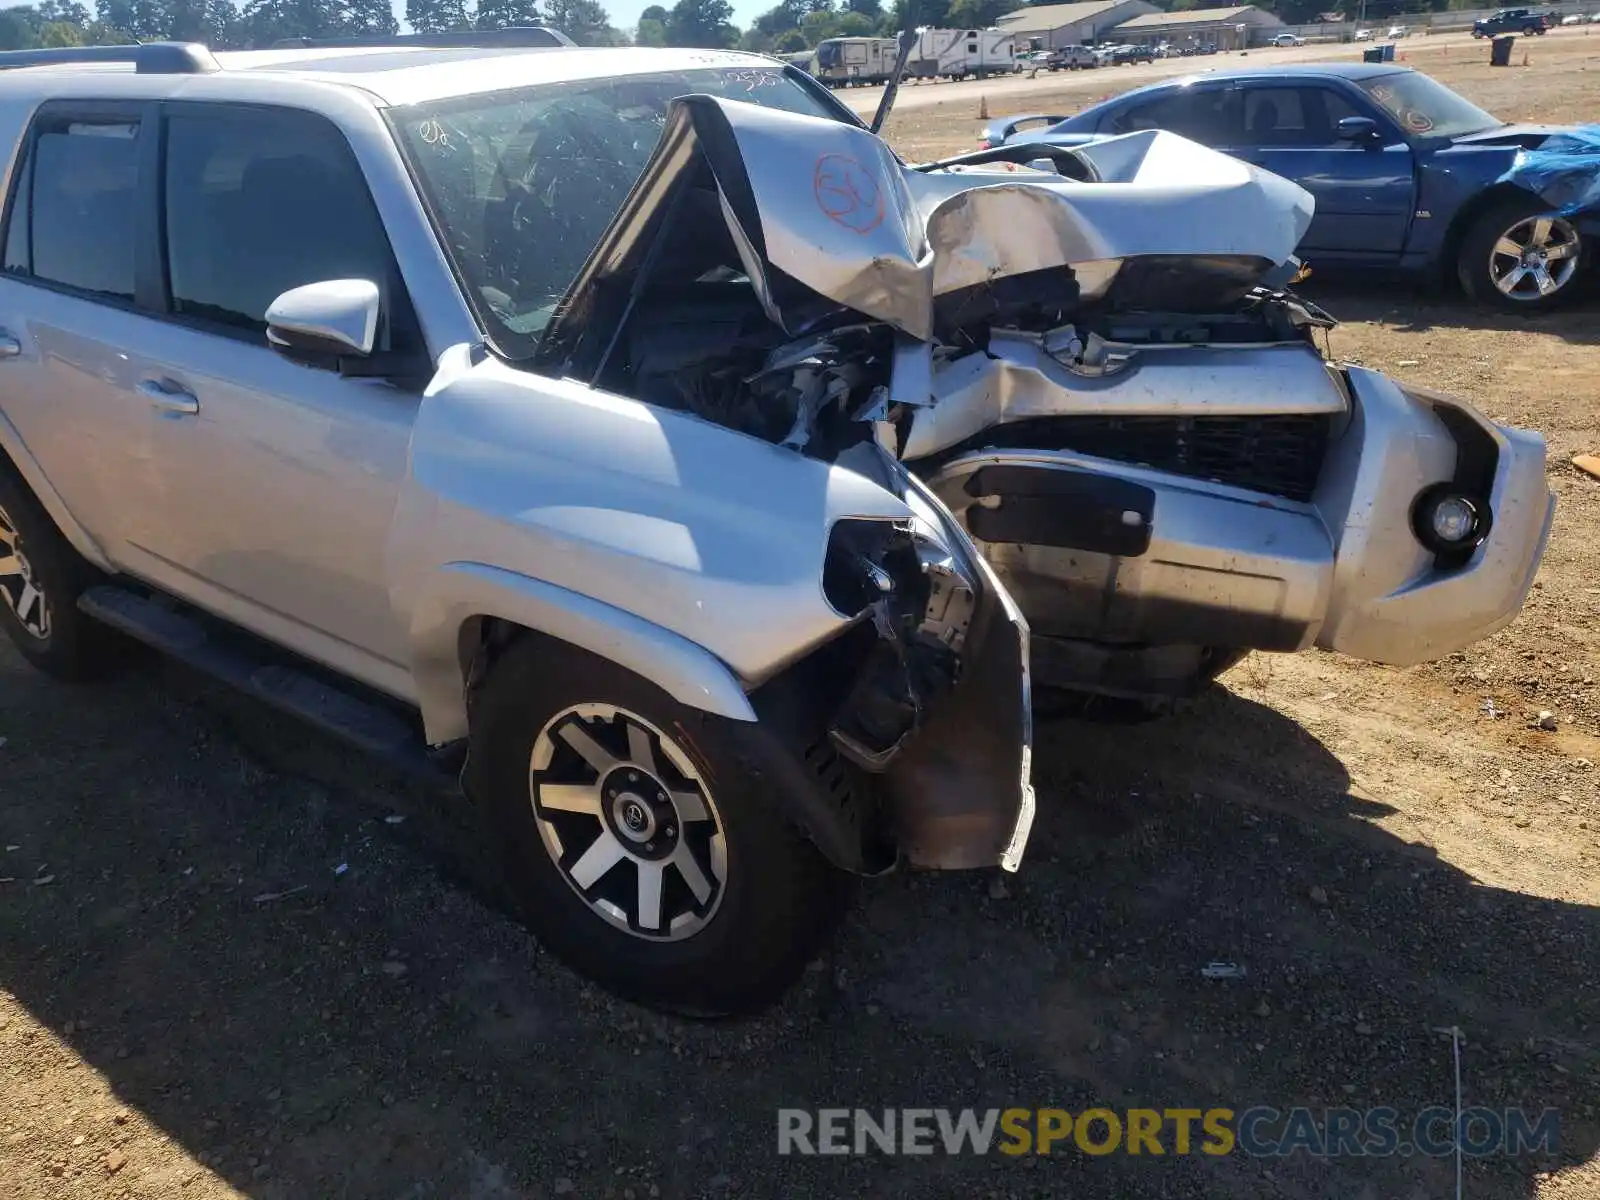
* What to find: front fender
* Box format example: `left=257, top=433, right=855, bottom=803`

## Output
left=404, top=561, right=758, bottom=745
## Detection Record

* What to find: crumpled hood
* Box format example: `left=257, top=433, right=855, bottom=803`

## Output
left=538, top=95, right=1315, bottom=357
left=1491, top=123, right=1600, bottom=217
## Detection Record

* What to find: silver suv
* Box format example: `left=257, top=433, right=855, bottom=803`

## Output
left=0, top=31, right=1555, bottom=1011
left=0, top=34, right=1034, bottom=1015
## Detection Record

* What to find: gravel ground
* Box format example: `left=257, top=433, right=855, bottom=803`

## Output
left=3, top=35, right=1600, bottom=1200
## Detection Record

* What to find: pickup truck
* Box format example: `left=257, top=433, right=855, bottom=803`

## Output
left=1047, top=44, right=1099, bottom=69
left=1472, top=7, right=1550, bottom=35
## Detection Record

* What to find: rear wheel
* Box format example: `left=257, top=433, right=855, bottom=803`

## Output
left=470, top=638, right=853, bottom=1016
left=1458, top=197, right=1588, bottom=311
left=0, top=468, right=116, bottom=680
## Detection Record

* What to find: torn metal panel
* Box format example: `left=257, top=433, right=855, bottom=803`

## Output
left=1496, top=123, right=1600, bottom=216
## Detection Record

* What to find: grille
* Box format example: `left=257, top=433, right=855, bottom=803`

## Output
left=951, top=414, right=1332, bottom=503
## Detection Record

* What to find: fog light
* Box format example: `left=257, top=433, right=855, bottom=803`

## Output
left=1412, top=485, right=1489, bottom=556
left=1429, top=495, right=1479, bottom=544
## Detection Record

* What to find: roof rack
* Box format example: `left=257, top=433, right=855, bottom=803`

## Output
left=270, top=26, right=577, bottom=51
left=0, top=42, right=220, bottom=74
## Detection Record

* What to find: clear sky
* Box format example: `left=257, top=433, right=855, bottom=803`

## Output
left=387, top=0, right=777, bottom=37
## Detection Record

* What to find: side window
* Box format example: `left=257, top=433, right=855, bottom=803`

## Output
left=3, top=115, right=139, bottom=300
left=1243, top=87, right=1368, bottom=147
left=1109, top=89, right=1240, bottom=145
left=1243, top=88, right=1312, bottom=145
left=1317, top=87, right=1368, bottom=130
left=163, top=106, right=396, bottom=335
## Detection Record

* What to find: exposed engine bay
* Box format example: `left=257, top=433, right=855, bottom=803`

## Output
left=525, top=92, right=1343, bottom=726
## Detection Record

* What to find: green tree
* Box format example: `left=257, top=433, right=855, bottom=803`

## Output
left=885, top=0, right=945, bottom=32
left=94, top=0, right=166, bottom=39
left=83, top=18, right=133, bottom=40
left=665, top=0, right=735, bottom=46
left=946, top=0, right=1008, bottom=26
left=343, top=0, right=395, bottom=31
left=406, top=0, right=470, bottom=32
left=772, top=25, right=805, bottom=48
left=39, top=0, right=89, bottom=22
left=473, top=0, right=539, bottom=26
left=843, top=0, right=878, bottom=16
left=750, top=0, right=803, bottom=38
left=635, top=12, right=665, bottom=41
left=0, top=6, right=39, bottom=47
left=38, top=15, right=83, bottom=39
left=543, top=0, right=618, bottom=43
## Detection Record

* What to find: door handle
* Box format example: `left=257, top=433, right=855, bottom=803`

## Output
left=137, top=378, right=199, bottom=416
left=0, top=328, right=20, bottom=358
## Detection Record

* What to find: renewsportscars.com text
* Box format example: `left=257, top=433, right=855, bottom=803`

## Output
left=776, top=1106, right=1560, bottom=1158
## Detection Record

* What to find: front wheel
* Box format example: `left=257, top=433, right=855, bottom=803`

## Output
left=470, top=638, right=854, bottom=1016
left=1458, top=198, right=1588, bottom=311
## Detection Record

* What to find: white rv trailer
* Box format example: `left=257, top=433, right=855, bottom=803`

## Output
left=907, top=27, right=1018, bottom=80
left=812, top=36, right=901, bottom=86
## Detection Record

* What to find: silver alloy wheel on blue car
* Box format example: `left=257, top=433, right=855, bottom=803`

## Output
left=1488, top=214, right=1583, bottom=302
left=0, top=499, right=51, bottom=641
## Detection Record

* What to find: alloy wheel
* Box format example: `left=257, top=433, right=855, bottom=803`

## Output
left=529, top=704, right=726, bottom=941
left=0, top=500, right=51, bottom=641
left=1488, top=214, right=1582, bottom=302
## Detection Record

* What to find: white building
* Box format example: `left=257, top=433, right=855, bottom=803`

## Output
left=1112, top=5, right=1286, bottom=50
left=995, top=0, right=1160, bottom=48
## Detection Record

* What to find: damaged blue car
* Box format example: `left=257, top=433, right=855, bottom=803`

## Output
left=979, top=63, right=1600, bottom=311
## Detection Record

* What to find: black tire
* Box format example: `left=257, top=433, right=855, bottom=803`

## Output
left=469, top=636, right=854, bottom=1016
left=0, top=466, right=116, bottom=681
left=1457, top=195, right=1590, bottom=312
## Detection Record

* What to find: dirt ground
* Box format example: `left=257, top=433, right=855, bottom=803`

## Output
left=4, top=38, right=1600, bottom=1200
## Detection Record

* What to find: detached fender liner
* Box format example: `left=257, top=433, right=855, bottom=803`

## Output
left=964, top=464, right=1156, bottom=558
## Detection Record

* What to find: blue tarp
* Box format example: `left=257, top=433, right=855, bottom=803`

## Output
left=1499, top=124, right=1600, bottom=216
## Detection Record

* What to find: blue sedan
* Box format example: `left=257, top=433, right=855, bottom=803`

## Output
left=980, top=63, right=1599, bottom=310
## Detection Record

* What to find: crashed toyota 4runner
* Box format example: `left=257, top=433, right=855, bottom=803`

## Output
left=0, top=36, right=1551, bottom=1013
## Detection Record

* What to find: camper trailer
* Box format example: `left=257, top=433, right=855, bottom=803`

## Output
left=907, top=27, right=1017, bottom=80
left=812, top=36, right=901, bottom=86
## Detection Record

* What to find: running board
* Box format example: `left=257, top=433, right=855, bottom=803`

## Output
left=77, top=585, right=459, bottom=788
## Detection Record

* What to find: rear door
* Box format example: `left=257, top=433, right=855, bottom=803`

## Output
left=1099, top=82, right=1242, bottom=143
left=0, top=100, right=157, bottom=567
left=1220, top=82, right=1416, bottom=259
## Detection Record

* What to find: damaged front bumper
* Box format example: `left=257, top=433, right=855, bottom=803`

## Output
left=920, top=348, right=1554, bottom=686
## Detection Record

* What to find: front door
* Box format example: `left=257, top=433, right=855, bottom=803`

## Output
left=1221, top=84, right=1416, bottom=260
left=123, top=102, right=426, bottom=697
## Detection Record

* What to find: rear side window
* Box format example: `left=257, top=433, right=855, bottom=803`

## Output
left=3, top=117, right=139, bottom=300
left=1109, top=88, right=1241, bottom=144
left=163, top=106, right=395, bottom=333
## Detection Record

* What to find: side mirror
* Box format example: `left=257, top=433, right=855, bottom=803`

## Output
left=266, top=279, right=380, bottom=364
left=1337, top=116, right=1381, bottom=143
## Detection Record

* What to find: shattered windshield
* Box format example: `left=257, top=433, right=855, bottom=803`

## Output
left=392, top=68, right=839, bottom=358
left=1358, top=72, right=1501, bottom=139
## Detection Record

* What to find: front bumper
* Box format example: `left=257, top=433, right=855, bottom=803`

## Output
left=924, top=366, right=1553, bottom=671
